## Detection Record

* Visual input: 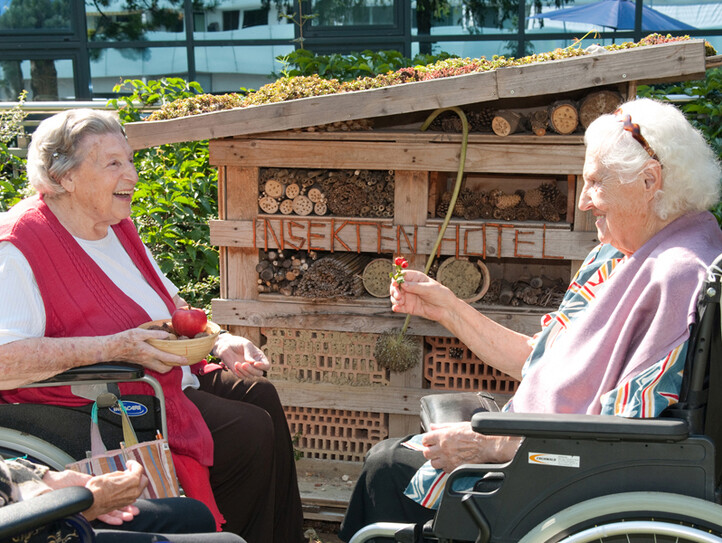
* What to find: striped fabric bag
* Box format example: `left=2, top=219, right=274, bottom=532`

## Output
left=67, top=400, right=180, bottom=499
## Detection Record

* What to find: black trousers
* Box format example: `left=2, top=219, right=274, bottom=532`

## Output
left=338, top=437, right=435, bottom=542
left=184, top=369, right=305, bottom=543
left=93, top=497, right=245, bottom=542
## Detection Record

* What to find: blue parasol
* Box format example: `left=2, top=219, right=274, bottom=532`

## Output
left=528, top=0, right=695, bottom=31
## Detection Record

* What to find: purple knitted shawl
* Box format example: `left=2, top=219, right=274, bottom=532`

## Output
left=510, top=211, right=722, bottom=415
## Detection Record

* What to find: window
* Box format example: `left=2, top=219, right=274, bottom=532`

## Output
left=243, top=8, right=269, bottom=28
left=223, top=10, right=240, bottom=31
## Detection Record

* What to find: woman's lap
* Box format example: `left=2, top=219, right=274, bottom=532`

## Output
left=185, top=369, right=304, bottom=543
left=339, top=436, right=435, bottom=542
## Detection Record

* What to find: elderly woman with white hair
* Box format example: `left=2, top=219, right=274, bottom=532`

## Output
left=0, top=109, right=304, bottom=543
left=339, top=97, right=722, bottom=540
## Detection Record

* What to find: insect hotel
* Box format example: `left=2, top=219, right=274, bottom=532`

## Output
left=125, top=38, right=714, bottom=518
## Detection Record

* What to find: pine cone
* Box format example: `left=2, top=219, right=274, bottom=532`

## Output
left=436, top=201, right=450, bottom=218
left=496, top=193, right=522, bottom=210
left=488, top=189, right=503, bottom=207
left=539, top=182, right=561, bottom=203
left=479, top=203, right=494, bottom=219
left=554, top=193, right=568, bottom=214
left=524, top=187, right=544, bottom=208
left=452, top=201, right=466, bottom=218
left=539, top=201, right=561, bottom=222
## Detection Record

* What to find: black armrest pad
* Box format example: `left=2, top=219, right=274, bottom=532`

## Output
left=39, top=362, right=144, bottom=384
left=420, top=392, right=500, bottom=431
left=471, top=412, right=689, bottom=442
left=0, top=487, right=93, bottom=540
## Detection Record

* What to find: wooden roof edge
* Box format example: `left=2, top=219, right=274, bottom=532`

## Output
left=125, top=40, right=708, bottom=150
left=707, top=54, right=722, bottom=69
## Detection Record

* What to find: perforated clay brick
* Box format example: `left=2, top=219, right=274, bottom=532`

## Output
left=285, top=406, right=388, bottom=462
left=262, top=328, right=389, bottom=386
left=424, top=336, right=519, bottom=393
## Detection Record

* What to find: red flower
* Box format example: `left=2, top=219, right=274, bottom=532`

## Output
left=391, top=256, right=409, bottom=284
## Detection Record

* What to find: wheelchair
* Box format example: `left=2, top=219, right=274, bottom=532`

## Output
left=0, top=363, right=167, bottom=471
left=349, top=253, right=722, bottom=543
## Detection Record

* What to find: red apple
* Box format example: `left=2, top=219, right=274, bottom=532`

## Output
left=171, top=307, right=208, bottom=338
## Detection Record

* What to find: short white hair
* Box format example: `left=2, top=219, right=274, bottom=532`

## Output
left=584, top=97, right=721, bottom=220
left=26, top=109, right=125, bottom=196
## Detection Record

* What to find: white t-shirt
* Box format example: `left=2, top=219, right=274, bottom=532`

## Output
left=0, top=229, right=200, bottom=389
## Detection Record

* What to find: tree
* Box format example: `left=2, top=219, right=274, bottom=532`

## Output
left=0, top=0, right=71, bottom=100
left=416, top=0, right=572, bottom=55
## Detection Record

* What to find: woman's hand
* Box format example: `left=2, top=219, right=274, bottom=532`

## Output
left=390, top=269, right=458, bottom=326
left=214, top=334, right=270, bottom=379
left=420, top=422, right=521, bottom=473
left=104, top=328, right=189, bottom=373
left=81, top=460, right=147, bottom=524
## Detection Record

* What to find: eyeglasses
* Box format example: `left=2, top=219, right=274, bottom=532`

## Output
left=614, top=109, right=661, bottom=164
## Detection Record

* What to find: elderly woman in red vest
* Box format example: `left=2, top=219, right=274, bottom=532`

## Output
left=0, top=109, right=304, bottom=543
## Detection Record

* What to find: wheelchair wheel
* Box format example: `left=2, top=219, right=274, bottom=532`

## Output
left=520, top=492, right=722, bottom=543
left=0, top=427, right=75, bottom=470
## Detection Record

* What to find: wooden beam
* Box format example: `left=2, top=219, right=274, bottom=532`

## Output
left=209, top=139, right=587, bottom=175
left=211, top=298, right=545, bottom=337
left=209, top=218, right=599, bottom=261
left=496, top=41, right=706, bottom=99
left=275, top=381, right=426, bottom=415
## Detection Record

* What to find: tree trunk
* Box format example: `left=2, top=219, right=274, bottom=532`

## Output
left=30, top=59, right=58, bottom=101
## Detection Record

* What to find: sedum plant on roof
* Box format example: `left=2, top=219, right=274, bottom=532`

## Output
left=147, top=34, right=716, bottom=122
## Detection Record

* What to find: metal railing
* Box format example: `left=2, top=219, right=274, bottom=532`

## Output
left=0, top=100, right=158, bottom=158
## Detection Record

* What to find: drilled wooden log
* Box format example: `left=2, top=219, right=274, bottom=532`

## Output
left=264, top=179, right=284, bottom=199
left=285, top=183, right=300, bottom=199
left=292, top=195, right=314, bottom=216
left=529, top=108, right=549, bottom=136
left=549, top=100, right=579, bottom=135
left=579, top=90, right=623, bottom=129
left=308, top=187, right=324, bottom=203
left=314, top=202, right=327, bottom=216
left=259, top=195, right=279, bottom=214
left=279, top=199, right=294, bottom=215
left=491, top=110, right=523, bottom=137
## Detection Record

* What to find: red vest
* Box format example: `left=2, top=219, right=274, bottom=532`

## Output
left=0, top=195, right=213, bottom=466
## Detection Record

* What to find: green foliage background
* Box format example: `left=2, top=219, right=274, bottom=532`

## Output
left=638, top=67, right=722, bottom=224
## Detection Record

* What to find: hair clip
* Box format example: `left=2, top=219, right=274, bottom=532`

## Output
left=51, top=152, right=60, bottom=159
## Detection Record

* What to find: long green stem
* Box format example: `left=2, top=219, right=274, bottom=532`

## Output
left=399, top=107, right=470, bottom=336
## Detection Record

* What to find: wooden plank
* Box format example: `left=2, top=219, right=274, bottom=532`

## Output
left=211, top=298, right=546, bottom=337
left=395, top=170, right=429, bottom=225
left=240, top=130, right=586, bottom=145
left=125, top=70, right=499, bottom=149
left=209, top=139, right=586, bottom=174
left=496, top=41, right=706, bottom=99
left=209, top=218, right=599, bottom=261
left=221, top=166, right=261, bottom=343
left=275, top=381, right=426, bottom=415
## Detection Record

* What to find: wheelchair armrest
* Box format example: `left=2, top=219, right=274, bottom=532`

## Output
left=0, top=486, right=94, bottom=540
left=35, top=362, right=145, bottom=385
left=471, top=412, right=689, bottom=442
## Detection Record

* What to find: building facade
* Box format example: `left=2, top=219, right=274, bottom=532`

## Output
left=1, top=0, right=720, bottom=101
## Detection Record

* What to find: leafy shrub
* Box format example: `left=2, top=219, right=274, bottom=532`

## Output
left=276, top=48, right=457, bottom=81
left=109, top=78, right=219, bottom=311
left=0, top=92, right=31, bottom=212
left=638, top=68, right=722, bottom=225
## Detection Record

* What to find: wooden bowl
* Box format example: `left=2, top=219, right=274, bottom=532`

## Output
left=139, top=319, right=221, bottom=365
